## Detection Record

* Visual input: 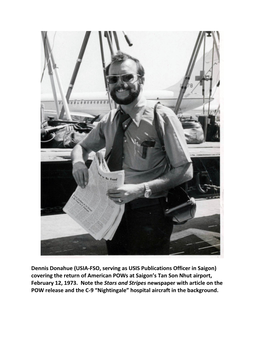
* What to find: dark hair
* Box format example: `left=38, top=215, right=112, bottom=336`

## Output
left=105, top=51, right=145, bottom=79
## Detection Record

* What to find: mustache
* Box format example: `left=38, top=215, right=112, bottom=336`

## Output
left=114, top=84, right=137, bottom=91
left=114, top=85, right=128, bottom=91
left=113, top=87, right=138, bottom=95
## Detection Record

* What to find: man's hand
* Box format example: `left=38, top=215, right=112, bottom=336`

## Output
left=72, top=162, right=89, bottom=188
left=107, top=184, right=144, bottom=205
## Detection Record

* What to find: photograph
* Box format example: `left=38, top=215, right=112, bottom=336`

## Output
left=40, top=31, right=221, bottom=256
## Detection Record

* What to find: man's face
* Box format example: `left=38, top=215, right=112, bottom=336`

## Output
left=108, top=59, right=142, bottom=105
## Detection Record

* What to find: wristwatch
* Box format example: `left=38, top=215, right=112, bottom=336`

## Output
left=144, top=183, right=152, bottom=198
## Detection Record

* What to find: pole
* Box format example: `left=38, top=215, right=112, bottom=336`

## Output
left=207, top=42, right=215, bottom=116
left=41, top=32, right=60, bottom=118
left=202, top=32, right=206, bottom=115
left=211, top=31, right=220, bottom=61
left=122, top=31, right=133, bottom=46
left=60, top=31, right=91, bottom=118
left=104, top=31, right=114, bottom=56
left=174, top=31, right=204, bottom=115
left=44, top=32, right=72, bottom=121
left=99, top=31, right=112, bottom=110
left=113, top=31, right=120, bottom=51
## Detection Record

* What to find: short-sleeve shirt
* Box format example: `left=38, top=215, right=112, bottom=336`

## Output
left=81, top=98, right=191, bottom=187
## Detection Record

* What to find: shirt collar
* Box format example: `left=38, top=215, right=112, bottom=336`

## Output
left=119, top=95, right=147, bottom=127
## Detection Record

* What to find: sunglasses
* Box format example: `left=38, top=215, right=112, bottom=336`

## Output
left=106, top=73, right=141, bottom=84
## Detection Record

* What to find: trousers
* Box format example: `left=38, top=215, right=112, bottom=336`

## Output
left=106, top=198, right=173, bottom=255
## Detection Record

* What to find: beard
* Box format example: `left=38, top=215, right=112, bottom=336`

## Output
left=110, top=83, right=141, bottom=105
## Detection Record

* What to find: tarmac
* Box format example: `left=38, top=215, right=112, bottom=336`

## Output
left=41, top=198, right=220, bottom=256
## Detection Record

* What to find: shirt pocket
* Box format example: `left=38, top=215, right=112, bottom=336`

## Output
left=129, top=138, right=164, bottom=171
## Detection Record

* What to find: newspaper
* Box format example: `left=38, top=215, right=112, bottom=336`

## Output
left=63, top=151, right=125, bottom=240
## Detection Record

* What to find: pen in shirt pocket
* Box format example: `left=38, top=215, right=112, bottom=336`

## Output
left=141, top=140, right=156, bottom=159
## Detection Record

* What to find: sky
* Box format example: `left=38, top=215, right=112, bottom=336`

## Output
left=40, top=31, right=217, bottom=96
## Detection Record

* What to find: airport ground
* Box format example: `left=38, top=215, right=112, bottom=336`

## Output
left=41, top=198, right=220, bottom=256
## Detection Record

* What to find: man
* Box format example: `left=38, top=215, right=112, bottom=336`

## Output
left=71, top=51, right=193, bottom=255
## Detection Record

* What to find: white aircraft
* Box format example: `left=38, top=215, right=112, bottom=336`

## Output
left=41, top=47, right=220, bottom=121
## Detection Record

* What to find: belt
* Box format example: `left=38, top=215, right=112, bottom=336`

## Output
left=126, top=197, right=166, bottom=210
